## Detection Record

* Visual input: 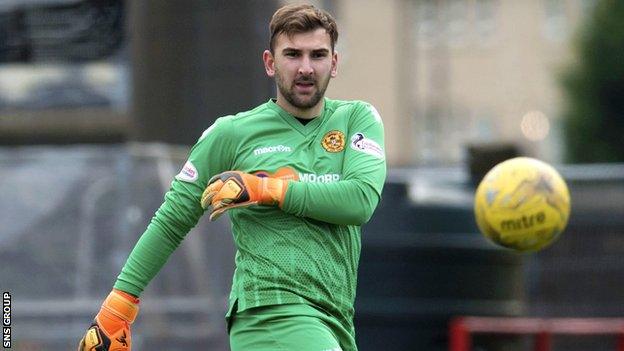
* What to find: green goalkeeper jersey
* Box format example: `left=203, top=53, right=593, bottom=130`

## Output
left=114, top=98, right=386, bottom=333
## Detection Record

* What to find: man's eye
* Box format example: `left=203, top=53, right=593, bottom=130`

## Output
left=312, top=52, right=328, bottom=58
left=285, top=52, right=298, bottom=57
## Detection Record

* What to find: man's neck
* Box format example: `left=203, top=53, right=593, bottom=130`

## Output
left=275, top=96, right=324, bottom=119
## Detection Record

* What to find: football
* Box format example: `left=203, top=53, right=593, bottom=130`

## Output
left=474, top=157, right=571, bottom=252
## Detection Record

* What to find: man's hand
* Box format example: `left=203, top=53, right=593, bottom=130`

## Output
left=78, top=289, right=139, bottom=351
left=201, top=171, right=289, bottom=221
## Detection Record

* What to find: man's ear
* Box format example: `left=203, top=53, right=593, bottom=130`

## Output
left=263, top=50, right=276, bottom=77
left=330, top=51, right=338, bottom=78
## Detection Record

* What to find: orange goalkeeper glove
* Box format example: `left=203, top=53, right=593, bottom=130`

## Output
left=78, top=289, right=139, bottom=351
left=201, top=171, right=289, bottom=221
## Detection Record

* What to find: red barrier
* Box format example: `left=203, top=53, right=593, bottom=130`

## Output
left=449, top=317, right=624, bottom=351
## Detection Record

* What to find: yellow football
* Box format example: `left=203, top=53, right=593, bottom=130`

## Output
left=474, top=157, right=571, bottom=252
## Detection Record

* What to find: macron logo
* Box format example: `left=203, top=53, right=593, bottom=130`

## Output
left=254, top=145, right=292, bottom=156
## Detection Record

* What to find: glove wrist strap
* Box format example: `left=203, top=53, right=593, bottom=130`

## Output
left=102, top=289, right=140, bottom=324
left=261, top=177, right=287, bottom=205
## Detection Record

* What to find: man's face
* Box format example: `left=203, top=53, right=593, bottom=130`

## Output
left=264, top=28, right=338, bottom=112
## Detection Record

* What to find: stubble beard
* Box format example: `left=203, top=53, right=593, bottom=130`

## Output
left=275, top=69, right=331, bottom=110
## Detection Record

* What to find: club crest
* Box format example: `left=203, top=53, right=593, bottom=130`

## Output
left=321, top=130, right=346, bottom=153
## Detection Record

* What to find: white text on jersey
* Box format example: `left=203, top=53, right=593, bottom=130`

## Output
left=299, top=173, right=341, bottom=183
left=253, top=145, right=292, bottom=156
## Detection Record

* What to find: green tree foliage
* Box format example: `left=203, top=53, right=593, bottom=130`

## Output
left=561, top=0, right=624, bottom=162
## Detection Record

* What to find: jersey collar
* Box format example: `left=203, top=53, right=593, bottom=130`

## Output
left=267, top=98, right=326, bottom=135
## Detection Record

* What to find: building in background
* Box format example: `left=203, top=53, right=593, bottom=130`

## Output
left=0, top=0, right=597, bottom=164
left=0, top=0, right=130, bottom=143
left=295, top=0, right=595, bottom=165
left=0, top=0, right=277, bottom=145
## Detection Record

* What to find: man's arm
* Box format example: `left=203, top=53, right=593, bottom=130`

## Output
left=113, top=181, right=208, bottom=295
left=114, top=117, right=234, bottom=295
left=281, top=179, right=381, bottom=226
left=78, top=117, right=233, bottom=351
left=281, top=102, right=386, bottom=226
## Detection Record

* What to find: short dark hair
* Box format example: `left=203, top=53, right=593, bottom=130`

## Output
left=269, top=4, right=338, bottom=53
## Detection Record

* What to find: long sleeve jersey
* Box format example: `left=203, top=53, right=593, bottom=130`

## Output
left=114, top=98, right=387, bottom=334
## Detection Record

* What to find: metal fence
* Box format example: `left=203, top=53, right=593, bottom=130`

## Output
left=1, top=144, right=623, bottom=350
left=0, top=144, right=235, bottom=350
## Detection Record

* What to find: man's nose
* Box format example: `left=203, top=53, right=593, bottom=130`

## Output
left=298, top=56, right=314, bottom=75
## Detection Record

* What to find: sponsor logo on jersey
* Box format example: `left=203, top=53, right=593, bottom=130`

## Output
left=255, top=167, right=299, bottom=181
left=350, top=132, right=384, bottom=159
left=175, top=161, right=198, bottom=182
left=299, top=173, right=340, bottom=183
left=253, top=145, right=292, bottom=156
left=321, top=130, right=346, bottom=152
left=254, top=167, right=339, bottom=184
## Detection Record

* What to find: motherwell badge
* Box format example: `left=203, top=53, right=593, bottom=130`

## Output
left=321, top=130, right=345, bottom=152
left=321, top=130, right=346, bottom=152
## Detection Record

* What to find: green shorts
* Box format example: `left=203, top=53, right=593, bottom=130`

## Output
left=228, top=303, right=357, bottom=351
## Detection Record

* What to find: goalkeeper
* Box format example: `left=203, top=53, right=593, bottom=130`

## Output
left=78, top=3, right=386, bottom=351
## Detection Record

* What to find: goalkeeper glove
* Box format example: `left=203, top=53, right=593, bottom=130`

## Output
left=78, top=289, right=139, bottom=351
left=201, top=171, right=289, bottom=221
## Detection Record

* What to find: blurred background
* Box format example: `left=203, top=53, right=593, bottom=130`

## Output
left=1, top=0, right=623, bottom=350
